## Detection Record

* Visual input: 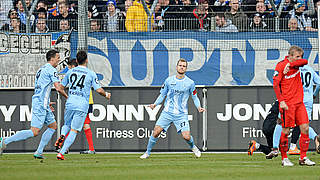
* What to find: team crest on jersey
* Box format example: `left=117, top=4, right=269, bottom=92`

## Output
left=95, top=78, right=98, bottom=84
left=273, top=71, right=279, bottom=77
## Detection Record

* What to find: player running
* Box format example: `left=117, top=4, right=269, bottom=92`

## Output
left=56, top=51, right=110, bottom=160
left=0, top=50, right=68, bottom=159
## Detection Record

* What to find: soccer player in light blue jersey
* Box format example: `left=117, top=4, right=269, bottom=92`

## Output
left=0, top=50, right=68, bottom=158
left=140, top=58, right=205, bottom=159
left=56, top=50, right=111, bottom=160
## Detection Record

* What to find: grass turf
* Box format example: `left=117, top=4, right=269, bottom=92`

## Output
left=1, top=152, right=320, bottom=180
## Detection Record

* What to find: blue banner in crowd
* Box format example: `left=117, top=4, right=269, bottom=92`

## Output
left=70, top=32, right=318, bottom=87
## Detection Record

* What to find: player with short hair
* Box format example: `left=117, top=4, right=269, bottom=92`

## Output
left=56, top=50, right=111, bottom=160
left=273, top=45, right=315, bottom=166
left=0, top=50, right=68, bottom=158
left=55, top=58, right=97, bottom=154
left=140, top=58, right=205, bottom=159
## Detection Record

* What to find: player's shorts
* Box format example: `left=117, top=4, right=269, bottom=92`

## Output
left=84, top=114, right=91, bottom=124
left=30, top=105, right=55, bottom=129
left=280, top=102, right=308, bottom=128
left=64, top=109, right=87, bottom=132
left=155, top=111, right=190, bottom=133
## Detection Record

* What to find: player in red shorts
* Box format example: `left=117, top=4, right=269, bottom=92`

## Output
left=273, top=45, right=315, bottom=166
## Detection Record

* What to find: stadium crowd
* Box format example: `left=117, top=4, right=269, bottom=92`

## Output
left=0, top=0, right=319, bottom=32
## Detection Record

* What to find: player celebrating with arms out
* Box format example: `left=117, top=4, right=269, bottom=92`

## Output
left=140, top=58, right=205, bottom=159
left=273, top=45, right=315, bottom=166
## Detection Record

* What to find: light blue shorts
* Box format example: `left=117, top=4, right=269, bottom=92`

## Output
left=64, top=109, right=87, bottom=132
left=155, top=111, right=190, bottom=133
left=30, top=105, right=55, bottom=129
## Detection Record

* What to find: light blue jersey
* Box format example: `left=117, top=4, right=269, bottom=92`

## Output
left=62, top=66, right=101, bottom=112
left=300, top=65, right=320, bottom=120
left=154, top=75, right=200, bottom=115
left=33, top=63, right=60, bottom=110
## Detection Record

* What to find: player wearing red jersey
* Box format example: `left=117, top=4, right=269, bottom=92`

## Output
left=273, top=45, right=315, bottom=166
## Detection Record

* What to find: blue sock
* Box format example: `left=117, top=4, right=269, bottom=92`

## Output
left=146, top=136, right=158, bottom=155
left=4, top=130, right=34, bottom=145
left=309, top=127, right=317, bottom=140
left=60, top=131, right=77, bottom=155
left=273, top=124, right=282, bottom=148
left=36, top=128, right=55, bottom=154
left=186, top=136, right=195, bottom=149
left=61, top=125, right=71, bottom=136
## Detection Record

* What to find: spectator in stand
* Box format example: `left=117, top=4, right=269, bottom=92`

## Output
left=90, top=19, right=101, bottom=32
left=32, top=18, right=49, bottom=33
left=286, top=17, right=300, bottom=31
left=37, top=0, right=48, bottom=11
left=103, top=0, right=125, bottom=32
left=125, top=0, right=154, bottom=32
left=278, top=0, right=294, bottom=18
left=35, top=7, right=47, bottom=19
left=15, top=0, right=35, bottom=26
left=154, top=0, right=178, bottom=31
left=307, top=1, right=320, bottom=29
left=249, top=13, right=268, bottom=32
left=48, top=0, right=66, bottom=18
left=254, top=2, right=273, bottom=18
left=286, top=0, right=316, bottom=31
left=214, top=13, right=238, bottom=32
left=191, top=2, right=211, bottom=31
left=1, top=9, right=18, bottom=31
left=59, top=19, right=70, bottom=31
left=57, top=2, right=77, bottom=27
left=224, top=0, right=248, bottom=32
left=9, top=17, right=26, bottom=33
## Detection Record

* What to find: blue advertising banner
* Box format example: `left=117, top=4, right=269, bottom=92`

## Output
left=70, top=32, right=319, bottom=87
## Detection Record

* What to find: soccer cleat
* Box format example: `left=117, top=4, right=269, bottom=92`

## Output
left=265, top=149, right=279, bottom=159
left=315, top=135, right=320, bottom=154
left=247, top=140, right=256, bottom=156
left=33, top=152, right=45, bottom=159
left=282, top=158, right=294, bottom=166
left=288, top=146, right=300, bottom=155
left=80, top=150, right=96, bottom=154
left=139, top=152, right=150, bottom=159
left=54, top=135, right=65, bottom=151
left=192, top=146, right=201, bottom=158
left=57, top=153, right=65, bottom=160
left=299, top=157, right=315, bottom=166
left=0, top=137, right=6, bottom=155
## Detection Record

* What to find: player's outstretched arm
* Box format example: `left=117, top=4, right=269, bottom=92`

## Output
left=53, top=82, right=68, bottom=99
left=96, top=88, right=111, bottom=100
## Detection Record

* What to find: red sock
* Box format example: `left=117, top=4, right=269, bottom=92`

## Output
left=279, top=132, right=288, bottom=160
left=85, top=128, right=95, bottom=151
left=65, top=132, right=69, bottom=139
left=299, top=133, right=310, bottom=159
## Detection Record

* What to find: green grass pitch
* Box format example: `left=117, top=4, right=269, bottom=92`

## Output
left=1, top=152, right=320, bottom=180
